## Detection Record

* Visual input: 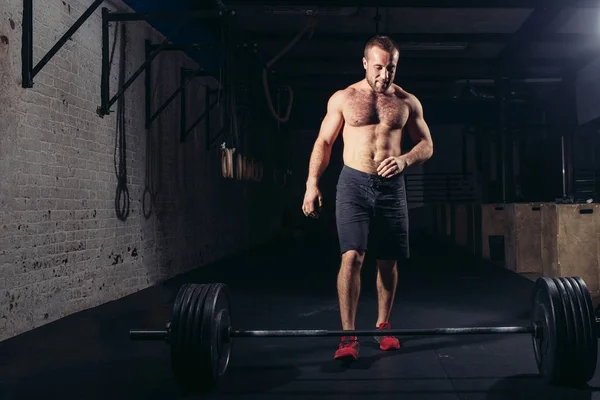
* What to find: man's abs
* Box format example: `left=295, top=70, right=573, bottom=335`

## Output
left=341, top=125, right=404, bottom=174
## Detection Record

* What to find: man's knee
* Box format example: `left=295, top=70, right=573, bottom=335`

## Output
left=376, top=259, right=397, bottom=270
left=341, top=250, right=365, bottom=270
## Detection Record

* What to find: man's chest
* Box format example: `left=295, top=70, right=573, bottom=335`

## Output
left=344, top=95, right=409, bottom=128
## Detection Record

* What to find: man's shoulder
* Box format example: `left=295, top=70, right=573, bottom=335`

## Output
left=392, top=84, right=416, bottom=101
left=333, top=83, right=361, bottom=98
left=328, top=83, right=361, bottom=107
left=393, top=84, right=422, bottom=109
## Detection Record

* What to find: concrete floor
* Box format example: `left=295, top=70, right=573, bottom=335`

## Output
left=1, top=233, right=600, bottom=400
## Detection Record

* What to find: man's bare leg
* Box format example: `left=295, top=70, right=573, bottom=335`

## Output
left=375, top=259, right=398, bottom=325
left=334, top=250, right=365, bottom=360
left=374, top=259, right=401, bottom=350
left=338, top=250, right=365, bottom=330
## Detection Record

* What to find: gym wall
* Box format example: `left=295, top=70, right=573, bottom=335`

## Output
left=574, top=54, right=600, bottom=179
left=0, top=0, right=283, bottom=341
left=576, top=54, right=600, bottom=127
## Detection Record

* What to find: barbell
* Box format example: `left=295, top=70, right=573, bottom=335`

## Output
left=129, top=276, right=599, bottom=394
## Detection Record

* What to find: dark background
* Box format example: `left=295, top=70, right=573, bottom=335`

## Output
left=151, top=0, right=600, bottom=230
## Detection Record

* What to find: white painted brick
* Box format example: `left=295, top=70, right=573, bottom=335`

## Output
left=0, top=0, right=283, bottom=341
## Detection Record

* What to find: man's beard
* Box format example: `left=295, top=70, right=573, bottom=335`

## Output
left=368, top=77, right=389, bottom=93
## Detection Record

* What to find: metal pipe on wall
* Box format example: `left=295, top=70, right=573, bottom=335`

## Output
left=561, top=135, right=567, bottom=198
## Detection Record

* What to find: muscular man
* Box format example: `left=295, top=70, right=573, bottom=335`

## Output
left=301, top=36, right=434, bottom=361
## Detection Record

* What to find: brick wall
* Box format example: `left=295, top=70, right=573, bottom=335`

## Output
left=0, top=0, right=283, bottom=341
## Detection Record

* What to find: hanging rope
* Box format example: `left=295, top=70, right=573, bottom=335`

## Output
left=114, top=24, right=130, bottom=221
left=142, top=114, right=159, bottom=219
left=261, top=15, right=318, bottom=123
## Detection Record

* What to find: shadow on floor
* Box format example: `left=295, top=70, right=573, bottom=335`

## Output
left=1, top=233, right=598, bottom=400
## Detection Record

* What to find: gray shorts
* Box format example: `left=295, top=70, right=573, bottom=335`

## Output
left=335, top=165, right=410, bottom=261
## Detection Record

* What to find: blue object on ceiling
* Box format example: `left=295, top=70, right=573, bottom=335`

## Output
left=121, top=0, right=221, bottom=72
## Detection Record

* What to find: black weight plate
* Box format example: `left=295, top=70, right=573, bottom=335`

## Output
left=173, top=284, right=200, bottom=390
left=170, top=282, right=232, bottom=394
left=170, top=283, right=212, bottom=393
left=170, top=284, right=193, bottom=343
left=565, top=277, right=593, bottom=383
left=531, top=277, right=564, bottom=383
left=184, top=284, right=211, bottom=390
left=214, top=299, right=232, bottom=377
left=558, top=278, right=585, bottom=384
left=170, top=284, right=195, bottom=380
left=198, top=283, right=219, bottom=390
left=210, top=283, right=232, bottom=380
left=200, top=283, right=232, bottom=389
left=191, top=284, right=211, bottom=378
left=189, top=284, right=212, bottom=391
left=551, top=277, right=577, bottom=385
left=569, top=277, right=598, bottom=383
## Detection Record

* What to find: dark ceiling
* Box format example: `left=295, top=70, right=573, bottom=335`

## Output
left=186, top=0, right=600, bottom=98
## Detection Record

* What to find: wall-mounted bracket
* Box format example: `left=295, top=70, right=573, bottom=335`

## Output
left=21, top=0, right=105, bottom=88
left=97, top=8, right=224, bottom=118
left=144, top=40, right=217, bottom=129
left=179, top=68, right=222, bottom=145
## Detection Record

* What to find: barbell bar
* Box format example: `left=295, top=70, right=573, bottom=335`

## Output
left=128, top=276, right=599, bottom=394
left=130, top=325, right=536, bottom=339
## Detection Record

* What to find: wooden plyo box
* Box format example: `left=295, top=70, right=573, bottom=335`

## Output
left=504, top=203, right=544, bottom=274
left=480, top=204, right=506, bottom=265
left=540, top=203, right=600, bottom=295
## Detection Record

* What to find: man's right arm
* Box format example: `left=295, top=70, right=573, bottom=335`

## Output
left=306, top=90, right=346, bottom=188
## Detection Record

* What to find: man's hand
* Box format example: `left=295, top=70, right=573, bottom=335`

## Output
left=377, top=156, right=407, bottom=178
left=302, top=184, right=323, bottom=219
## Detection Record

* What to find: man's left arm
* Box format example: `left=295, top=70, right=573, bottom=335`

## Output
left=399, top=95, right=433, bottom=168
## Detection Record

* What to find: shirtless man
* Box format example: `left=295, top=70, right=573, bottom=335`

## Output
left=301, top=35, right=434, bottom=360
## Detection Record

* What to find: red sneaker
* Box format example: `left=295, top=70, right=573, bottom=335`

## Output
left=334, top=336, right=359, bottom=360
left=375, top=322, right=401, bottom=351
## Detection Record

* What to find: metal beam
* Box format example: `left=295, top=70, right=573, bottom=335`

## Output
left=273, top=63, right=563, bottom=79
left=281, top=73, right=563, bottom=87
left=147, top=67, right=215, bottom=129
left=212, top=0, right=593, bottom=8
left=178, top=68, right=222, bottom=144
left=21, top=0, right=32, bottom=88
left=147, top=43, right=216, bottom=51
left=98, top=8, right=189, bottom=117
left=183, top=93, right=221, bottom=143
left=22, top=0, right=104, bottom=88
left=272, top=56, right=568, bottom=69
left=561, top=72, right=577, bottom=198
left=283, top=74, right=472, bottom=83
left=244, top=32, right=591, bottom=44
left=107, top=10, right=226, bottom=21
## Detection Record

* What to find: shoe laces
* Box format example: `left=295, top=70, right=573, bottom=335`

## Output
left=339, top=336, right=358, bottom=348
